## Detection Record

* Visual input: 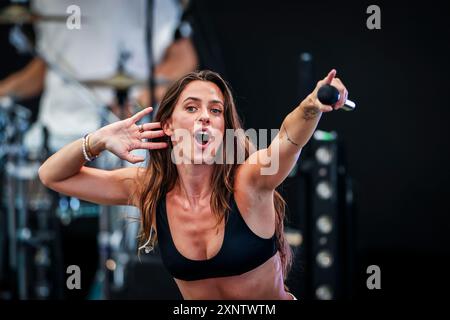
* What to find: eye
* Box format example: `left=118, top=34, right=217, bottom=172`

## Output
left=211, top=108, right=222, bottom=114
left=186, top=106, right=197, bottom=112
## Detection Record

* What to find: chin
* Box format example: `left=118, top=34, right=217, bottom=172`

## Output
left=191, top=154, right=217, bottom=165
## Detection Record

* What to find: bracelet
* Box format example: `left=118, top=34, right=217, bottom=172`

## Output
left=86, top=133, right=100, bottom=158
left=282, top=124, right=299, bottom=147
left=82, top=134, right=99, bottom=162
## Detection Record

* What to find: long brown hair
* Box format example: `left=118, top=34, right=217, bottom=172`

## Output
left=134, top=70, right=292, bottom=281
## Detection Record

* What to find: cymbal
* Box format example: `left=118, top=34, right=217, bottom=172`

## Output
left=82, top=73, right=147, bottom=90
left=0, top=5, right=66, bottom=24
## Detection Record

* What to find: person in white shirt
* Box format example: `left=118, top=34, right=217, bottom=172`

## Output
left=0, top=0, right=198, bottom=153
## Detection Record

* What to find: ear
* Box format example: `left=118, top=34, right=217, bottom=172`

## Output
left=162, top=119, right=173, bottom=136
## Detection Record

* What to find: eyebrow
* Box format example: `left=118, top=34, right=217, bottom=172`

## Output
left=183, top=97, right=224, bottom=106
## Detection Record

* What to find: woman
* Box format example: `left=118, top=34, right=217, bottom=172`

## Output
left=38, top=70, right=348, bottom=300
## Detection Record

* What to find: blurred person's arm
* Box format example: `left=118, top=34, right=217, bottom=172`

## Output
left=0, top=57, right=46, bottom=99
left=154, top=37, right=199, bottom=83
left=137, top=37, right=198, bottom=107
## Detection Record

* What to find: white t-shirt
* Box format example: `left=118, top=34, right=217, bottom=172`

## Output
left=29, top=0, right=181, bottom=151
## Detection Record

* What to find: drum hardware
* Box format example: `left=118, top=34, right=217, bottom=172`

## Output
left=56, top=196, right=99, bottom=225
left=1, top=95, right=60, bottom=299
left=1, top=17, right=154, bottom=300
left=4, top=24, right=133, bottom=300
left=82, top=72, right=147, bottom=91
left=0, top=4, right=67, bottom=25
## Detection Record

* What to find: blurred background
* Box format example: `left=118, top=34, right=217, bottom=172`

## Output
left=0, top=0, right=449, bottom=300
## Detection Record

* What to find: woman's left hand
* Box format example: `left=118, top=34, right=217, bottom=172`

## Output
left=301, top=69, right=349, bottom=115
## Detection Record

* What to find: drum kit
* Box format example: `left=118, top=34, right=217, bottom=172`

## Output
left=0, top=4, right=150, bottom=300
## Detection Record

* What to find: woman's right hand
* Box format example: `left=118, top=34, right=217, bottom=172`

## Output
left=90, top=107, right=168, bottom=163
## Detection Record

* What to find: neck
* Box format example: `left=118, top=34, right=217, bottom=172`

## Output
left=175, top=164, right=214, bottom=205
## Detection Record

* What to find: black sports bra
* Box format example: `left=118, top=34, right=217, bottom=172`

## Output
left=155, top=193, right=277, bottom=281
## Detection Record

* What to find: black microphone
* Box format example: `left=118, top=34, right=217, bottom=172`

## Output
left=317, top=84, right=356, bottom=111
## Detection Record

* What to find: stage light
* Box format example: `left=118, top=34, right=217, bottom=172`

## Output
left=313, top=130, right=337, bottom=141
left=69, top=197, right=80, bottom=211
left=19, top=227, right=31, bottom=239
left=316, top=181, right=333, bottom=199
left=315, top=146, right=333, bottom=165
left=35, top=285, right=50, bottom=298
left=288, top=129, right=354, bottom=300
left=318, top=167, right=328, bottom=177
left=285, top=228, right=303, bottom=247
left=316, top=215, right=333, bottom=234
left=106, top=259, right=116, bottom=271
left=300, top=52, right=312, bottom=62
left=315, top=285, right=333, bottom=300
left=58, top=197, right=69, bottom=211
left=316, top=250, right=333, bottom=268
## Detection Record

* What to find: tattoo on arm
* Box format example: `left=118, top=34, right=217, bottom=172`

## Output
left=282, top=124, right=299, bottom=146
left=302, top=105, right=321, bottom=120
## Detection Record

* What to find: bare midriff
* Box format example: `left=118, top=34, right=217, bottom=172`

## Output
left=174, top=252, right=294, bottom=300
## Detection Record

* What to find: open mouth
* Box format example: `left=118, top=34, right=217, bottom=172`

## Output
left=194, top=130, right=211, bottom=146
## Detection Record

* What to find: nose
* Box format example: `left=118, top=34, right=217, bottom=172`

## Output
left=197, top=108, right=210, bottom=125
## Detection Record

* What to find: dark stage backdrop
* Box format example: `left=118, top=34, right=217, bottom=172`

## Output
left=201, top=0, right=450, bottom=299
left=1, top=0, right=449, bottom=300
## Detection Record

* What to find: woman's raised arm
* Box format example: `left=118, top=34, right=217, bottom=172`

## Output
left=38, top=107, right=168, bottom=206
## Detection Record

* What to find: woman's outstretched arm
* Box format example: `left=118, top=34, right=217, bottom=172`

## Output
left=238, top=69, right=348, bottom=190
left=38, top=107, right=168, bottom=206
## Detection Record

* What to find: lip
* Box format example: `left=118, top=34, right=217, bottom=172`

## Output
left=194, top=127, right=212, bottom=136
